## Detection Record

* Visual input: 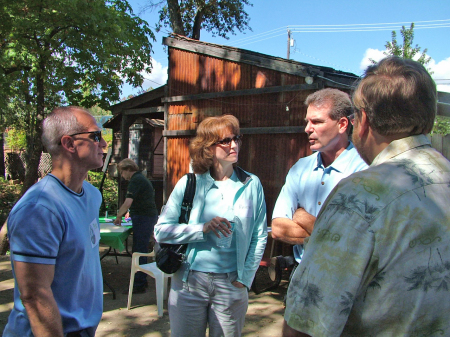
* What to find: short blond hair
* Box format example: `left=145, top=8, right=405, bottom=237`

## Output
left=117, top=158, right=139, bottom=173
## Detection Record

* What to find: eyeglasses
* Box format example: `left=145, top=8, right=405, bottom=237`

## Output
left=214, top=135, right=242, bottom=146
left=347, top=113, right=355, bottom=125
left=69, top=130, right=102, bottom=142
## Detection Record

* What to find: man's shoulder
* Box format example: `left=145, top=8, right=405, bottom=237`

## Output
left=11, top=176, right=56, bottom=209
left=337, top=142, right=368, bottom=172
left=289, top=152, right=319, bottom=171
left=82, top=179, right=102, bottom=195
left=326, top=153, right=450, bottom=217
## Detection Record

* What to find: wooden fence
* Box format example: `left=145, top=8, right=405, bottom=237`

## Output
left=429, top=134, right=450, bottom=161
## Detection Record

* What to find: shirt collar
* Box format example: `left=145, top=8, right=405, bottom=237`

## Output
left=315, top=141, right=355, bottom=173
left=371, top=134, right=431, bottom=166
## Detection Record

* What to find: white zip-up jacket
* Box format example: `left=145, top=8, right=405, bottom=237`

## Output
left=155, top=167, right=267, bottom=289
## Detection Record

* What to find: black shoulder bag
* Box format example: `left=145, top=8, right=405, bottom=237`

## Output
left=155, top=173, right=196, bottom=274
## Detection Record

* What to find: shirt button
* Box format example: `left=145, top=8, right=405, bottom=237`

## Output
left=321, top=182, right=325, bottom=185
left=318, top=201, right=321, bottom=205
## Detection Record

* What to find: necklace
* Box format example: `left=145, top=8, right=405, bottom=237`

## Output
left=215, top=179, right=229, bottom=200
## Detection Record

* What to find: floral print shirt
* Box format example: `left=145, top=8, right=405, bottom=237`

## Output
left=284, top=134, right=450, bottom=337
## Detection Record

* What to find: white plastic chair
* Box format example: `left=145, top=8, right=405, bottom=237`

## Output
left=126, top=252, right=172, bottom=317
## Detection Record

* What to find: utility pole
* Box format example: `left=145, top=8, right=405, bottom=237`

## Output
left=287, top=29, right=291, bottom=60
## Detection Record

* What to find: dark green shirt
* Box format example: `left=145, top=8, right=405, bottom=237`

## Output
left=126, top=171, right=158, bottom=217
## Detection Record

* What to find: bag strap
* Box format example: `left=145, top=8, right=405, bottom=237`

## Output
left=179, top=173, right=196, bottom=224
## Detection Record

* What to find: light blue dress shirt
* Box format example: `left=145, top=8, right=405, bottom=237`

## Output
left=272, top=142, right=368, bottom=262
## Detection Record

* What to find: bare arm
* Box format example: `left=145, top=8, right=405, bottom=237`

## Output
left=114, top=197, right=133, bottom=225
left=282, top=320, right=311, bottom=337
left=14, top=261, right=63, bottom=337
left=271, top=208, right=316, bottom=245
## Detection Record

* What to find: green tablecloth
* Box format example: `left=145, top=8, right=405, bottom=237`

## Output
left=99, top=219, right=132, bottom=251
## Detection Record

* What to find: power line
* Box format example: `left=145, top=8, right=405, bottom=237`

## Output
left=230, top=19, right=450, bottom=47
left=230, top=26, right=286, bottom=44
left=290, top=24, right=450, bottom=33
left=288, top=18, right=450, bottom=28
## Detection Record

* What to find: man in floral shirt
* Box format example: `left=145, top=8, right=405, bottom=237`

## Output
left=283, top=56, right=450, bottom=336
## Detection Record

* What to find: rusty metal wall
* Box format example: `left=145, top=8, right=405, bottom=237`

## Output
left=166, top=48, right=321, bottom=220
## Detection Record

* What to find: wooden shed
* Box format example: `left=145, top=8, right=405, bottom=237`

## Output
left=104, top=85, right=165, bottom=212
left=107, top=35, right=360, bottom=259
left=162, top=34, right=359, bottom=222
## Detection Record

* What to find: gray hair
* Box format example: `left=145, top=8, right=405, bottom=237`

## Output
left=305, top=88, right=353, bottom=121
left=42, top=106, right=92, bottom=155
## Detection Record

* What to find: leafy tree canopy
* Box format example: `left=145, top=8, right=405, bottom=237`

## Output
left=147, top=0, right=252, bottom=40
left=0, top=0, right=155, bottom=111
left=0, top=0, right=155, bottom=193
left=371, top=23, right=431, bottom=71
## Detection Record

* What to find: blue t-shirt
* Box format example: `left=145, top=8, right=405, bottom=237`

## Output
left=4, top=174, right=103, bottom=337
left=272, top=142, right=368, bottom=262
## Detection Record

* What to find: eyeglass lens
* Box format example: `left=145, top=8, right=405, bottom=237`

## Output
left=69, top=131, right=102, bottom=142
left=216, top=135, right=242, bottom=145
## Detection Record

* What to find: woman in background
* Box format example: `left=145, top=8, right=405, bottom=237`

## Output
left=115, top=159, right=158, bottom=294
left=155, top=115, right=267, bottom=337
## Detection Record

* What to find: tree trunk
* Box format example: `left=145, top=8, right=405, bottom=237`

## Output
left=167, top=0, right=185, bottom=36
left=21, top=137, right=42, bottom=194
left=21, top=65, right=45, bottom=195
left=0, top=132, right=5, bottom=179
left=192, top=8, right=204, bottom=40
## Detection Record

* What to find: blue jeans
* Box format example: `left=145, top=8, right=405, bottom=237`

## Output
left=131, top=214, right=158, bottom=288
left=169, top=270, right=248, bottom=337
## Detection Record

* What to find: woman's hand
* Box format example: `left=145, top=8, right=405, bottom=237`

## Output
left=203, top=217, right=232, bottom=238
left=113, top=217, right=122, bottom=226
left=232, top=281, right=245, bottom=288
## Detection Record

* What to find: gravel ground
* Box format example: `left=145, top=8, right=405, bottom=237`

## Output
left=0, top=249, right=289, bottom=336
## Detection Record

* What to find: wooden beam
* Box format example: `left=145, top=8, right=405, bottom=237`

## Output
left=163, top=37, right=323, bottom=78
left=162, top=83, right=319, bottom=103
left=163, top=126, right=306, bottom=137
left=438, top=102, right=450, bottom=118
left=110, top=85, right=166, bottom=114
left=241, top=126, right=305, bottom=135
left=124, top=106, right=164, bottom=115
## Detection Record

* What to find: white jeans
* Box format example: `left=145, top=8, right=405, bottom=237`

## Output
left=169, top=270, right=249, bottom=337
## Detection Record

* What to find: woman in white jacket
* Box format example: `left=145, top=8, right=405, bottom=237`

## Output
left=155, top=115, right=267, bottom=337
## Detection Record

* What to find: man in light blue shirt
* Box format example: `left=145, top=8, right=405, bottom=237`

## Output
left=4, top=107, right=106, bottom=337
left=271, top=88, right=367, bottom=273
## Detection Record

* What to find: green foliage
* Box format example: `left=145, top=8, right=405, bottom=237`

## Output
left=150, top=0, right=252, bottom=40
left=0, top=0, right=155, bottom=191
left=102, top=133, right=113, bottom=147
left=370, top=23, right=432, bottom=72
left=0, top=173, right=118, bottom=225
left=5, top=128, right=27, bottom=152
left=1, top=0, right=155, bottom=109
left=431, top=116, right=450, bottom=136
left=90, top=105, right=112, bottom=117
left=87, top=171, right=119, bottom=215
left=0, top=178, right=22, bottom=225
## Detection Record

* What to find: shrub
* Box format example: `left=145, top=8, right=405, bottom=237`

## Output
left=87, top=171, right=118, bottom=215
left=5, top=129, right=27, bottom=152
left=431, top=116, right=450, bottom=136
left=0, top=178, right=22, bottom=225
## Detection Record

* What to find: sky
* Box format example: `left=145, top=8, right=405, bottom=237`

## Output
left=121, top=0, right=450, bottom=98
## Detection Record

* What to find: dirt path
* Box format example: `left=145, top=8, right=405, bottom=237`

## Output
left=0, top=253, right=288, bottom=336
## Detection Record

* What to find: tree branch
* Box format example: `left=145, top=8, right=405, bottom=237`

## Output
left=167, top=0, right=185, bottom=35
